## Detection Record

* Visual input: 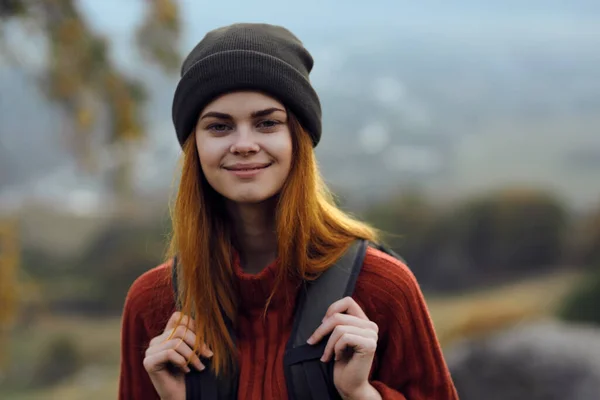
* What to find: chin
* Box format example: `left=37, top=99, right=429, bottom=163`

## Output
left=225, top=189, right=279, bottom=204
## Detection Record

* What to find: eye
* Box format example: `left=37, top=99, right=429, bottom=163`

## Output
left=207, top=123, right=231, bottom=133
left=257, top=119, right=281, bottom=130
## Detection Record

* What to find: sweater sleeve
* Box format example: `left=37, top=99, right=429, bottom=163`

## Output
left=119, top=265, right=172, bottom=400
left=354, top=249, right=459, bottom=400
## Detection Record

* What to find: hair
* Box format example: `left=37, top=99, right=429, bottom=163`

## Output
left=166, top=112, right=378, bottom=376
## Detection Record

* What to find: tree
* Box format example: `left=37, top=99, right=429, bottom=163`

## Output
left=0, top=217, right=19, bottom=371
left=0, top=0, right=182, bottom=195
left=363, top=191, right=441, bottom=272
left=0, top=0, right=183, bottom=370
left=451, top=188, right=567, bottom=273
left=573, top=204, right=600, bottom=267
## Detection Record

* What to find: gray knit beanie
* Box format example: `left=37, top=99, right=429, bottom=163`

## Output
left=172, top=23, right=322, bottom=148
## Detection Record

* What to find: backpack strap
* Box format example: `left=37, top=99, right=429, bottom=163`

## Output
left=283, top=238, right=368, bottom=400
left=171, top=239, right=374, bottom=399
left=171, top=256, right=181, bottom=309
left=171, top=256, right=238, bottom=400
left=369, top=241, right=406, bottom=265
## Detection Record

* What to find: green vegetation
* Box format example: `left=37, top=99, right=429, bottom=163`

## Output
left=558, top=265, right=600, bottom=326
left=364, top=188, right=572, bottom=291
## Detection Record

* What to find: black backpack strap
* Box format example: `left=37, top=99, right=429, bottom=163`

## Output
left=369, top=241, right=406, bottom=265
left=283, top=239, right=368, bottom=400
left=172, top=255, right=181, bottom=309
left=172, top=256, right=238, bottom=400
left=172, top=239, right=401, bottom=400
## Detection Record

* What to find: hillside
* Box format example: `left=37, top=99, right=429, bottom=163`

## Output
left=0, top=270, right=581, bottom=399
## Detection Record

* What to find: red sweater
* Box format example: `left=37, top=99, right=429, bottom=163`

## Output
left=118, top=247, right=458, bottom=399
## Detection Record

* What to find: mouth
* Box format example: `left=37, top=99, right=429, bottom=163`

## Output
left=223, top=162, right=272, bottom=171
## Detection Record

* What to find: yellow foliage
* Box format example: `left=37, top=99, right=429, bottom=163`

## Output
left=56, top=18, right=84, bottom=46
left=50, top=69, right=80, bottom=100
left=1, top=0, right=180, bottom=196
left=427, top=271, right=581, bottom=346
left=156, top=0, right=179, bottom=26
left=0, top=218, right=20, bottom=368
left=76, top=106, right=94, bottom=131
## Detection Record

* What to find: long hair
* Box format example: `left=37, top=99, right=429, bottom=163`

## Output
left=166, top=112, right=378, bottom=376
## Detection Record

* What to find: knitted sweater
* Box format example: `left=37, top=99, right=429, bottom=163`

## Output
left=118, top=247, right=458, bottom=399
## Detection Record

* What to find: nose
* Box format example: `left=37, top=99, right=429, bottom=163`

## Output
left=230, top=126, right=260, bottom=156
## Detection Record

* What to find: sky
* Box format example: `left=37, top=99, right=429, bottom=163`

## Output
left=2, top=0, right=600, bottom=211
left=79, top=0, right=600, bottom=72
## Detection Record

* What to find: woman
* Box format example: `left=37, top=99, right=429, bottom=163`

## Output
left=119, top=23, right=458, bottom=400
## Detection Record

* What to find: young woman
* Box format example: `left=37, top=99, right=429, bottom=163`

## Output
left=119, top=23, right=458, bottom=400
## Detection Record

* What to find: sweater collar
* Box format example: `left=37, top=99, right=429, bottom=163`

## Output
left=232, top=250, right=300, bottom=313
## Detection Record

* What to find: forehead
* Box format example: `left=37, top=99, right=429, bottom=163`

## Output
left=200, top=91, right=285, bottom=117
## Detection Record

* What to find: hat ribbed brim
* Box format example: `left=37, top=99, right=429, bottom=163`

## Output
left=172, top=49, right=321, bottom=148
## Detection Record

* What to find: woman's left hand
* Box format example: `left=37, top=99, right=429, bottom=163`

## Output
left=307, top=297, right=382, bottom=400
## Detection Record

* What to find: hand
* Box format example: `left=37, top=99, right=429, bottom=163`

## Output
left=307, top=297, right=382, bottom=400
left=143, top=312, right=213, bottom=400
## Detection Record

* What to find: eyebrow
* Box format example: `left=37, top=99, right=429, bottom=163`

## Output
left=199, top=107, right=286, bottom=121
left=251, top=107, right=285, bottom=118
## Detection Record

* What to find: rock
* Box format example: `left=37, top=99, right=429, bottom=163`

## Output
left=445, top=320, right=600, bottom=400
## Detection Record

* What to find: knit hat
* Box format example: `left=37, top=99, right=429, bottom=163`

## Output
left=172, top=23, right=322, bottom=148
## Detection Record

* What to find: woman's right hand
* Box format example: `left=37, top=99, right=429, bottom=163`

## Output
left=143, top=312, right=213, bottom=400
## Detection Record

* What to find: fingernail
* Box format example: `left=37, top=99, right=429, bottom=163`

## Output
left=185, top=366, right=191, bottom=373
left=306, top=337, right=314, bottom=345
left=207, top=349, right=214, bottom=358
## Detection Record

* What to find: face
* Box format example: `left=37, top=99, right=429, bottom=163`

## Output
left=195, top=91, right=293, bottom=204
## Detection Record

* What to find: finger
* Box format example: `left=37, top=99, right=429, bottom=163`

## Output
left=146, top=339, right=206, bottom=371
left=169, top=325, right=214, bottom=359
left=151, top=322, right=194, bottom=347
left=167, top=325, right=214, bottom=358
left=321, top=325, right=377, bottom=362
left=164, top=312, right=196, bottom=333
left=149, top=326, right=213, bottom=360
left=308, top=313, right=377, bottom=345
left=167, top=325, right=198, bottom=345
left=324, top=297, right=368, bottom=320
left=195, top=342, right=214, bottom=359
left=144, top=348, right=191, bottom=374
left=161, top=339, right=207, bottom=371
left=164, top=312, right=183, bottom=332
left=332, top=333, right=377, bottom=362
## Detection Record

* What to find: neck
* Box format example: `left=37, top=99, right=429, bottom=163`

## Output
left=227, top=198, right=278, bottom=274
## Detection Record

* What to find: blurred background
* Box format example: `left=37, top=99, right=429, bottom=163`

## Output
left=1, top=1, right=599, bottom=399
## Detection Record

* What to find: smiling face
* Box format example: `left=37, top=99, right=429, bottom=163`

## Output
left=195, top=91, right=293, bottom=204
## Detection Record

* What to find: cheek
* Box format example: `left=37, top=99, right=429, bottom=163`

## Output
left=281, top=140, right=293, bottom=175
left=265, top=133, right=293, bottom=169
left=196, top=136, right=226, bottom=170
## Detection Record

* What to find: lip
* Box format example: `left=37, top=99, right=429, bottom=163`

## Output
left=223, top=162, right=272, bottom=178
left=223, top=162, right=272, bottom=171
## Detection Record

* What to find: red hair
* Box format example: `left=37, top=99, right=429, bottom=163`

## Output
left=166, top=113, right=378, bottom=376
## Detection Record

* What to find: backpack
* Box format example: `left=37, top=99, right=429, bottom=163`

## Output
left=171, top=239, right=405, bottom=399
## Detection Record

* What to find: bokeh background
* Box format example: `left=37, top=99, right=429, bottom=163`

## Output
left=1, top=1, right=600, bottom=399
